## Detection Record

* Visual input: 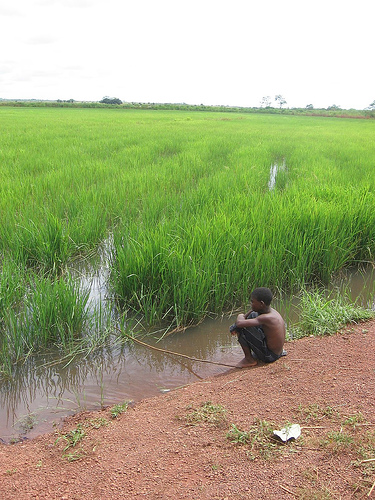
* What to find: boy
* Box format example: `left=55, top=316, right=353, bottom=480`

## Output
left=230, top=287, right=286, bottom=368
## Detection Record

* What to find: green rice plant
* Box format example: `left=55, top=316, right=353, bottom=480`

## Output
left=1, top=108, right=375, bottom=336
left=13, top=213, right=72, bottom=273
left=0, top=258, right=26, bottom=321
left=25, top=273, right=90, bottom=348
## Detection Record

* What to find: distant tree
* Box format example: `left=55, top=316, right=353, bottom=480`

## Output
left=366, top=100, right=375, bottom=110
left=275, top=95, right=287, bottom=108
left=260, top=96, right=272, bottom=108
left=327, top=104, right=341, bottom=110
left=100, top=96, right=122, bottom=105
left=305, top=104, right=314, bottom=109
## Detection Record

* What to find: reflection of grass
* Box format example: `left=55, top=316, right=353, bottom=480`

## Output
left=13, top=412, right=38, bottom=434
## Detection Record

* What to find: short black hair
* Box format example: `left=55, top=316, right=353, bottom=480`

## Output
left=251, top=287, right=273, bottom=305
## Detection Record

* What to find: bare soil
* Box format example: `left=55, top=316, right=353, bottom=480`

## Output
left=1, top=321, right=374, bottom=499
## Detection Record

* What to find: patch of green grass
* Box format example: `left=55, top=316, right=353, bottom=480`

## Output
left=226, top=424, right=251, bottom=445
left=87, top=417, right=109, bottom=429
left=342, top=412, right=365, bottom=429
left=5, top=469, right=18, bottom=476
left=185, top=401, right=226, bottom=427
left=321, top=430, right=354, bottom=453
left=62, top=450, right=86, bottom=462
left=292, top=287, right=374, bottom=338
left=291, top=404, right=375, bottom=497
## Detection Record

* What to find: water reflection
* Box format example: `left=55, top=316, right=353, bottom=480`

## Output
left=0, top=317, right=239, bottom=443
left=1, top=264, right=374, bottom=443
left=268, top=159, right=286, bottom=190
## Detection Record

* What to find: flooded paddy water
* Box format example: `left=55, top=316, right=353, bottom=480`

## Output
left=1, top=257, right=374, bottom=443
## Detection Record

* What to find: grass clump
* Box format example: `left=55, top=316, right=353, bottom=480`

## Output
left=185, top=401, right=226, bottom=427
left=291, top=287, right=374, bottom=338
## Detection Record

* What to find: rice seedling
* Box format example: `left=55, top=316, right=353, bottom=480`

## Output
left=24, top=273, right=91, bottom=348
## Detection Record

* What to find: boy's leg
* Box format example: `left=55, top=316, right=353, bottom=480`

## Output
left=237, top=326, right=269, bottom=365
left=236, top=340, right=258, bottom=368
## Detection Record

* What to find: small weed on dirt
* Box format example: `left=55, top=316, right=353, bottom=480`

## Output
left=55, top=424, right=86, bottom=451
left=88, top=417, right=109, bottom=429
left=111, top=401, right=130, bottom=419
left=298, top=403, right=338, bottom=422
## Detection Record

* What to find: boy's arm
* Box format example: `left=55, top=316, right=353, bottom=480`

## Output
left=235, top=314, right=262, bottom=329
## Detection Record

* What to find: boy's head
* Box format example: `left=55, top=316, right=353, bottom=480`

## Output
left=251, top=287, right=273, bottom=306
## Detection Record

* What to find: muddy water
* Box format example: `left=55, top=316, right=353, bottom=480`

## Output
left=0, top=266, right=374, bottom=443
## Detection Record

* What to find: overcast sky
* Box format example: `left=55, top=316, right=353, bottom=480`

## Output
left=1, top=0, right=373, bottom=109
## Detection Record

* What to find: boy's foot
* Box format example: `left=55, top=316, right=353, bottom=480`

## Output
left=236, top=357, right=258, bottom=368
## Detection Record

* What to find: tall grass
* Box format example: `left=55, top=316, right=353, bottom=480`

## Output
left=1, top=107, right=375, bottom=335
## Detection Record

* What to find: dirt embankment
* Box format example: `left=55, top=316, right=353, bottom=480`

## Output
left=0, top=320, right=374, bottom=499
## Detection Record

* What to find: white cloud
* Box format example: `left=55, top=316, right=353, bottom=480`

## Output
left=1, top=0, right=374, bottom=108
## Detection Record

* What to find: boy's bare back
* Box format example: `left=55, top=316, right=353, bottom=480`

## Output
left=254, top=308, right=285, bottom=355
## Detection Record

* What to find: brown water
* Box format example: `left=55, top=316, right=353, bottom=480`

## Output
left=1, top=265, right=374, bottom=443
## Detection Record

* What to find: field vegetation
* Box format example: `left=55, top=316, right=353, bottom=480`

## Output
left=1, top=107, right=375, bottom=374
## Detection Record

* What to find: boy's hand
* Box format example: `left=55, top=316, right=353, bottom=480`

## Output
left=229, top=324, right=238, bottom=335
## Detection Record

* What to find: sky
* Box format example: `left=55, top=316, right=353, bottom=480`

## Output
left=1, top=0, right=374, bottom=110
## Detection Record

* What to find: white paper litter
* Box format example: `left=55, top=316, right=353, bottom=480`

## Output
left=273, top=423, right=301, bottom=442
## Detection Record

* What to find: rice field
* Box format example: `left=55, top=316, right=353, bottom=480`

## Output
left=1, top=107, right=375, bottom=371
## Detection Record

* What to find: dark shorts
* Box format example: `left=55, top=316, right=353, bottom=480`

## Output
left=230, top=312, right=282, bottom=363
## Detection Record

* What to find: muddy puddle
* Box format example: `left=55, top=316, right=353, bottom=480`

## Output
left=1, top=264, right=374, bottom=443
